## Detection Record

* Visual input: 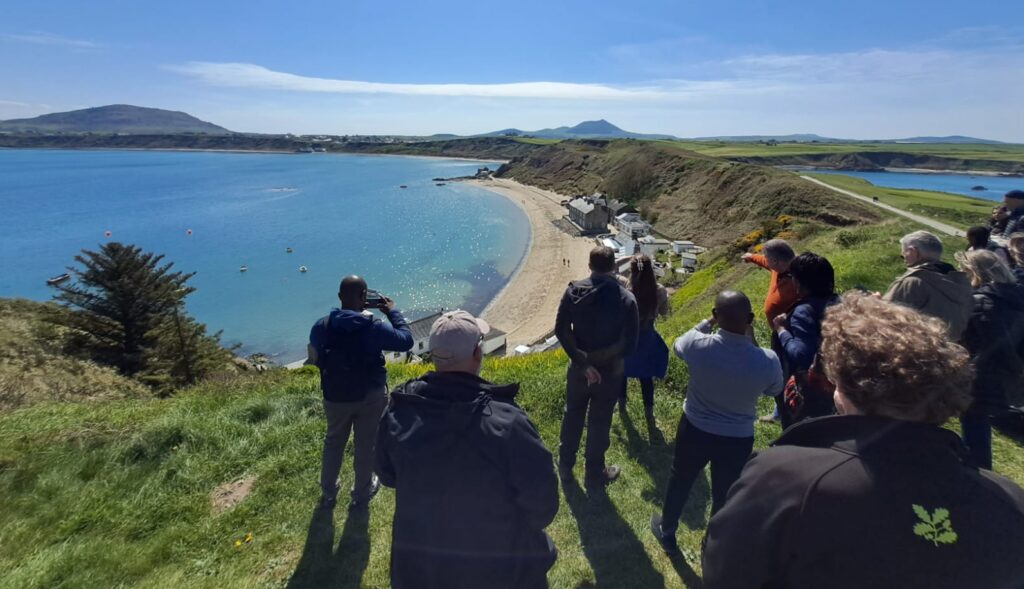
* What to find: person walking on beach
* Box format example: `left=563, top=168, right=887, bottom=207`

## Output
left=883, top=230, right=972, bottom=341
left=376, top=311, right=558, bottom=589
left=702, top=294, right=1024, bottom=589
left=307, top=275, right=413, bottom=509
left=619, top=254, right=670, bottom=426
left=741, top=238, right=798, bottom=422
left=556, top=246, right=639, bottom=487
left=650, top=290, right=783, bottom=553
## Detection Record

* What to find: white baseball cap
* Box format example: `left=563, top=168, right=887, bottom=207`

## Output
left=429, top=310, right=490, bottom=362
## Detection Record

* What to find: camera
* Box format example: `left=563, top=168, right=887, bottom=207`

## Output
left=365, top=289, right=388, bottom=310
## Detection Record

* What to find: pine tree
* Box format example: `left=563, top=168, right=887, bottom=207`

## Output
left=49, top=242, right=230, bottom=391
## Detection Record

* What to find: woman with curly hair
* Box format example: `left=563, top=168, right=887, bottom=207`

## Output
left=956, top=249, right=1024, bottom=469
left=702, top=293, right=1024, bottom=589
left=619, top=254, right=669, bottom=425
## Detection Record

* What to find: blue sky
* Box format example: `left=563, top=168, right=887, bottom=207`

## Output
left=2, top=0, right=1022, bottom=140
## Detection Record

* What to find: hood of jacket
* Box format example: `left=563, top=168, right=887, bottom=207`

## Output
left=905, top=262, right=973, bottom=305
left=565, top=273, right=620, bottom=307
left=327, top=308, right=375, bottom=333
left=392, top=371, right=519, bottom=414
left=774, top=414, right=968, bottom=461
left=976, top=282, right=1024, bottom=312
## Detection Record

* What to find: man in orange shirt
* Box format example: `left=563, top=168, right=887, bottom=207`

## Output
left=741, top=239, right=798, bottom=423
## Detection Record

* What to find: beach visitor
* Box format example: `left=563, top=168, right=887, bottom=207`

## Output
left=966, top=225, right=1011, bottom=266
left=619, top=254, right=670, bottom=424
left=740, top=238, right=798, bottom=422
left=1002, top=190, right=1024, bottom=237
left=772, top=253, right=840, bottom=426
left=990, top=205, right=1010, bottom=237
left=375, top=311, right=558, bottom=589
left=701, top=293, right=1024, bottom=589
left=307, top=275, right=413, bottom=509
left=556, top=246, right=639, bottom=487
left=650, top=290, right=783, bottom=553
left=883, top=230, right=972, bottom=340
left=955, top=250, right=1024, bottom=470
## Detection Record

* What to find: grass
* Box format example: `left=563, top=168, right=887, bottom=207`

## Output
left=0, top=219, right=1019, bottom=589
left=658, top=140, right=1024, bottom=162
left=805, top=172, right=995, bottom=229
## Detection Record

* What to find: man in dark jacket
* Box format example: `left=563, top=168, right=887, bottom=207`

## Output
left=376, top=310, right=559, bottom=589
left=555, top=246, right=639, bottom=487
left=702, top=294, right=1024, bottom=589
left=1002, top=190, right=1024, bottom=237
left=883, top=230, right=972, bottom=340
left=308, top=275, right=413, bottom=509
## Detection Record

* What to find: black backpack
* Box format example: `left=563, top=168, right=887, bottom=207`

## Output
left=315, top=316, right=378, bottom=402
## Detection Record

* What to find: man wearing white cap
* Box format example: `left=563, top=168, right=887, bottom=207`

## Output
left=376, top=310, right=559, bottom=589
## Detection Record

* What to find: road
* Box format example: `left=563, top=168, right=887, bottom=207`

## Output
left=800, top=175, right=965, bottom=238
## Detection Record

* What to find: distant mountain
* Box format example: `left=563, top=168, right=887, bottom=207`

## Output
left=892, top=135, right=1004, bottom=144
left=0, top=105, right=231, bottom=135
left=693, top=134, right=843, bottom=143
left=481, top=119, right=678, bottom=140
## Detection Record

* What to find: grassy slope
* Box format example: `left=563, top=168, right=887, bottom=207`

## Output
left=805, top=172, right=994, bottom=229
left=3, top=218, right=1022, bottom=589
left=660, top=140, right=1024, bottom=162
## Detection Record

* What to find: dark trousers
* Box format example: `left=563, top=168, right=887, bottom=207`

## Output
left=620, top=377, right=655, bottom=408
left=661, top=416, right=754, bottom=534
left=961, top=408, right=993, bottom=470
left=559, top=361, right=623, bottom=479
left=320, top=387, right=387, bottom=499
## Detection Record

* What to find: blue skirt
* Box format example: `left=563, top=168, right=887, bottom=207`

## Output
left=624, top=327, right=669, bottom=379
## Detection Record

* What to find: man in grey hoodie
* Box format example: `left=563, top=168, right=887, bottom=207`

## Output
left=884, top=231, right=973, bottom=341
left=556, top=246, right=639, bottom=487
left=308, top=275, right=413, bottom=509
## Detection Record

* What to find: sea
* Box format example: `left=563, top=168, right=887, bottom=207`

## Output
left=811, top=169, right=1022, bottom=201
left=0, top=149, right=530, bottom=364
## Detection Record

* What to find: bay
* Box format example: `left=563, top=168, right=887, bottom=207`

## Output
left=0, top=149, right=529, bottom=363
left=812, top=169, right=1022, bottom=201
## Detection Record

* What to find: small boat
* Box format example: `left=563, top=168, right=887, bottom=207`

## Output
left=435, top=183, right=446, bottom=186
left=46, top=273, right=71, bottom=286
left=399, top=185, right=408, bottom=189
left=299, top=266, right=308, bottom=273
left=286, top=247, right=293, bottom=253
left=971, top=185, right=987, bottom=191
left=240, top=265, right=248, bottom=273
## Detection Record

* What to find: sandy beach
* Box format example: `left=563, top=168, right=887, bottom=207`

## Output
left=469, top=177, right=596, bottom=351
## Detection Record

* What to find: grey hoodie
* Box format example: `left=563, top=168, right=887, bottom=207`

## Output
left=884, top=261, right=973, bottom=340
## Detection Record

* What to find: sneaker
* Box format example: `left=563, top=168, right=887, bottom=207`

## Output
left=650, top=514, right=679, bottom=553
left=584, top=465, right=621, bottom=488
left=349, top=474, right=380, bottom=509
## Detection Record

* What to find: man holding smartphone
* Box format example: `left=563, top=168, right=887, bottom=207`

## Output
left=307, top=275, right=413, bottom=509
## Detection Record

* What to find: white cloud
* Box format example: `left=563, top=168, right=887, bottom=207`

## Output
left=1, top=32, right=99, bottom=48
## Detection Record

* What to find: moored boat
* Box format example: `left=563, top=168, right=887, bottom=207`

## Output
left=46, top=273, right=71, bottom=286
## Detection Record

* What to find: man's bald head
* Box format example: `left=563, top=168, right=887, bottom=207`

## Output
left=713, top=290, right=754, bottom=335
left=339, top=275, right=368, bottom=310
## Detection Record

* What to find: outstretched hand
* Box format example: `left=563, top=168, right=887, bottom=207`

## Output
left=740, top=253, right=754, bottom=263
left=772, top=313, right=788, bottom=332
left=380, top=296, right=396, bottom=313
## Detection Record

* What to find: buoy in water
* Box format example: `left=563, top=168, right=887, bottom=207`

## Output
left=186, top=229, right=193, bottom=235
left=240, top=265, right=248, bottom=272
left=286, top=247, right=293, bottom=253
left=104, top=230, right=112, bottom=237
left=299, top=266, right=308, bottom=273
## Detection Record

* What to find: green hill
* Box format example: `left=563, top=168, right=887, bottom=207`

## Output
left=2, top=214, right=1022, bottom=588
left=0, top=105, right=231, bottom=135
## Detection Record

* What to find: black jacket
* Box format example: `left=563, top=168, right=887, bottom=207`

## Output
left=963, top=282, right=1024, bottom=413
left=703, top=415, right=1024, bottom=589
left=555, top=273, right=639, bottom=368
left=375, top=371, right=559, bottom=589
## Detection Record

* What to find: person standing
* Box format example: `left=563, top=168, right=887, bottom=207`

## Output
left=376, top=311, right=559, bottom=589
left=772, top=253, right=840, bottom=426
left=956, top=250, right=1024, bottom=470
left=556, top=246, right=639, bottom=487
left=1009, top=233, right=1024, bottom=283
left=1002, top=190, right=1024, bottom=237
left=702, top=294, right=1024, bottom=589
left=883, top=231, right=973, bottom=341
left=741, top=238, right=798, bottom=422
left=966, top=225, right=1011, bottom=266
left=619, top=254, right=670, bottom=424
left=307, top=275, right=413, bottom=509
left=650, top=291, right=783, bottom=553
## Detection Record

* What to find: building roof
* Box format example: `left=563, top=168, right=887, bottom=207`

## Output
left=483, top=328, right=506, bottom=342
left=569, top=198, right=596, bottom=214
left=673, top=240, right=695, bottom=246
left=408, top=311, right=443, bottom=343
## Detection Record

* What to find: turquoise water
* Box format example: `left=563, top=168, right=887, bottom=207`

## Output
left=0, top=149, right=529, bottom=363
left=812, top=169, right=1022, bottom=201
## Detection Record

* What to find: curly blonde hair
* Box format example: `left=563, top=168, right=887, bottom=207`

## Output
left=821, top=293, right=972, bottom=424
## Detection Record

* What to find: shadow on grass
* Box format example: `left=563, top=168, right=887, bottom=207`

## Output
left=562, top=476, right=664, bottom=588
left=668, top=551, right=704, bottom=589
left=287, top=505, right=371, bottom=589
left=620, top=408, right=711, bottom=530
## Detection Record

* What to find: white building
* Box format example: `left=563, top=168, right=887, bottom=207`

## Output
left=614, top=213, right=651, bottom=238
left=672, top=240, right=696, bottom=254
left=679, top=252, right=699, bottom=270
left=639, top=235, right=672, bottom=258
left=387, top=311, right=506, bottom=362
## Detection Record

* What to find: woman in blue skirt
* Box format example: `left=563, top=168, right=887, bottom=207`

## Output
left=620, top=254, right=670, bottom=422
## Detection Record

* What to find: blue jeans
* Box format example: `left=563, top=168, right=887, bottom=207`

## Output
left=960, top=409, right=992, bottom=470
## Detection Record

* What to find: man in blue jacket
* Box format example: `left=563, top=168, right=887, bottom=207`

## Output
left=308, top=275, right=413, bottom=509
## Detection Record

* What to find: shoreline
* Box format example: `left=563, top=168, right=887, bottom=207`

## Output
left=468, top=178, right=595, bottom=352
left=782, top=164, right=1023, bottom=178
left=0, top=145, right=510, bottom=163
